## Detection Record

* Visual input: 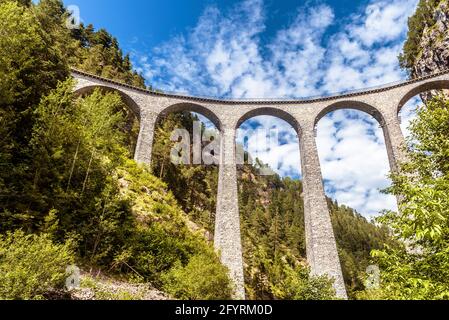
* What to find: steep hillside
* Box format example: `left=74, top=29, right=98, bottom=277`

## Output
left=0, top=0, right=232, bottom=300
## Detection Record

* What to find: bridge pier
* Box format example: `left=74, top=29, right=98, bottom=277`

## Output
left=134, top=111, right=157, bottom=164
left=299, top=123, right=348, bottom=299
left=382, top=111, right=408, bottom=172
left=214, top=126, right=245, bottom=299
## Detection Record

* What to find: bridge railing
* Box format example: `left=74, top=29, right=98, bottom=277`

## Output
left=71, top=67, right=449, bottom=103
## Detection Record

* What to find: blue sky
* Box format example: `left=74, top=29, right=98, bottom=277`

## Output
left=63, top=0, right=373, bottom=66
left=61, top=0, right=422, bottom=218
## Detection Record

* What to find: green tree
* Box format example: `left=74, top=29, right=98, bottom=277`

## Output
left=370, top=95, right=449, bottom=299
left=0, top=230, right=75, bottom=300
left=33, top=0, right=79, bottom=65
left=162, top=252, right=233, bottom=300
left=329, top=201, right=396, bottom=298
left=0, top=0, right=68, bottom=225
left=0, top=0, right=68, bottom=109
left=0, top=0, right=231, bottom=301
left=0, top=0, right=31, bottom=7
left=73, top=23, right=147, bottom=88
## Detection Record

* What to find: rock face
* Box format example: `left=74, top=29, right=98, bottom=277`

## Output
left=412, top=0, right=449, bottom=101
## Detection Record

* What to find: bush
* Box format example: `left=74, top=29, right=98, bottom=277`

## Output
left=367, top=96, right=449, bottom=300
left=162, top=252, right=233, bottom=300
left=0, top=230, right=75, bottom=300
left=270, top=262, right=337, bottom=300
left=245, top=246, right=336, bottom=300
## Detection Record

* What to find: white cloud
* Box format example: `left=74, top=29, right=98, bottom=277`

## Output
left=350, top=0, right=418, bottom=46
left=316, top=110, right=398, bottom=217
left=236, top=116, right=301, bottom=177
left=134, top=0, right=420, bottom=217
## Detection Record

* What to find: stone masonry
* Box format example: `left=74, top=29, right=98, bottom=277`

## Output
left=72, top=68, right=449, bottom=300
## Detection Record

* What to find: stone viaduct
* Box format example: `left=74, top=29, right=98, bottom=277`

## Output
left=72, top=68, right=449, bottom=299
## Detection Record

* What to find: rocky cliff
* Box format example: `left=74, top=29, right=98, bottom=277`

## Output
left=405, top=0, right=449, bottom=101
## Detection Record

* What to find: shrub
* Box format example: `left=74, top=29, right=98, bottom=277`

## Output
left=162, top=252, right=233, bottom=300
left=245, top=246, right=336, bottom=300
left=0, top=230, right=74, bottom=300
left=270, top=262, right=337, bottom=300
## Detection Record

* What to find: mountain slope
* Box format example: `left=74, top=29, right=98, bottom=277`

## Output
left=0, top=0, right=232, bottom=300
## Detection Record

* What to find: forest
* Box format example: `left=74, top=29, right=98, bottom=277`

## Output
left=1, top=0, right=449, bottom=300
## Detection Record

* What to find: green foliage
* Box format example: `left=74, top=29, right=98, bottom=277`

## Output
left=268, top=259, right=336, bottom=300
left=151, top=113, right=331, bottom=300
left=1, top=79, right=131, bottom=234
left=0, top=0, right=231, bottom=301
left=30, top=81, right=227, bottom=292
left=0, top=0, right=68, bottom=109
left=151, top=112, right=219, bottom=231
left=0, top=230, right=74, bottom=300
left=329, top=201, right=398, bottom=298
left=0, top=0, right=68, bottom=234
left=162, top=252, right=233, bottom=300
left=71, top=24, right=146, bottom=88
left=238, top=171, right=310, bottom=299
left=245, top=246, right=336, bottom=300
left=371, top=95, right=449, bottom=299
left=1, top=81, right=230, bottom=298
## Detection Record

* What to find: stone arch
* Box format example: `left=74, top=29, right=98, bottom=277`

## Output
left=151, top=101, right=223, bottom=169
left=235, top=108, right=301, bottom=168
left=314, top=99, right=401, bottom=183
left=236, top=107, right=300, bottom=134
left=313, top=100, right=400, bottom=173
left=73, top=85, right=142, bottom=120
left=398, top=79, right=449, bottom=114
left=157, top=102, right=222, bottom=131
left=315, top=100, right=385, bottom=128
